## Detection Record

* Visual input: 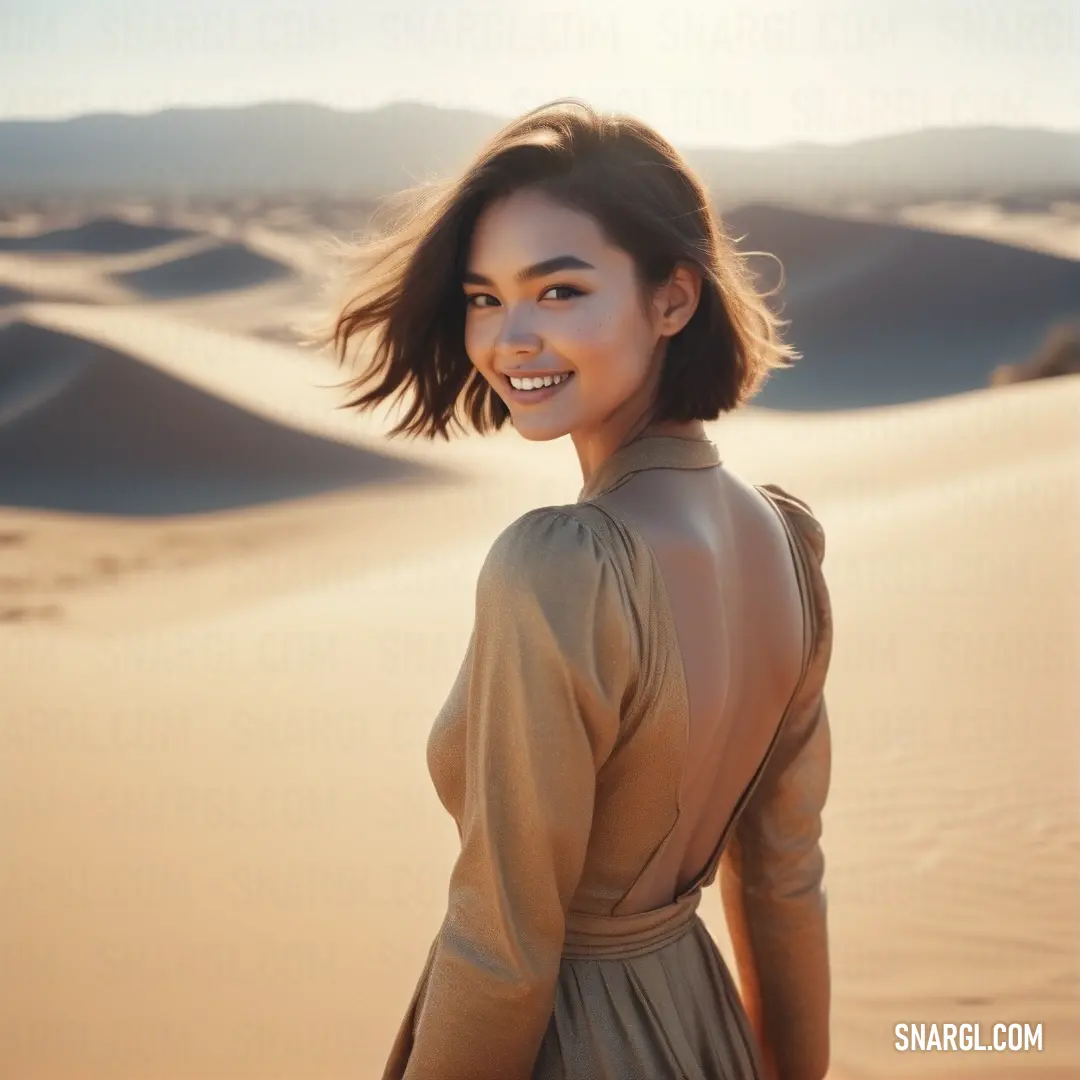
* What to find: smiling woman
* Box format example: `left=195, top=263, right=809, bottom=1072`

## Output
left=462, top=250, right=589, bottom=408
left=317, top=100, right=833, bottom=1080
left=320, top=98, right=799, bottom=472
left=459, top=188, right=713, bottom=469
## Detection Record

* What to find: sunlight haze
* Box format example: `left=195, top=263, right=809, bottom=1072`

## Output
left=2, top=0, right=1077, bottom=146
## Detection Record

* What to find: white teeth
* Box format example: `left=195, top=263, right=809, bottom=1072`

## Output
left=509, top=372, right=571, bottom=391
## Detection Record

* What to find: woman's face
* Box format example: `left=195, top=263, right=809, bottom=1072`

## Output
left=463, top=188, right=686, bottom=445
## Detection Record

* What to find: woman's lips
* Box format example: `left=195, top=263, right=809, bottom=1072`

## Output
left=504, top=371, right=575, bottom=405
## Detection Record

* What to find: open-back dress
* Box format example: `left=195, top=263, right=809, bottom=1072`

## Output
left=382, top=435, right=833, bottom=1080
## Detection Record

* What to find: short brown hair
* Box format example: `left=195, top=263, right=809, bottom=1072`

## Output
left=318, top=99, right=799, bottom=439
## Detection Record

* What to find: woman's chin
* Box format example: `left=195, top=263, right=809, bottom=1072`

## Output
left=509, top=414, right=573, bottom=443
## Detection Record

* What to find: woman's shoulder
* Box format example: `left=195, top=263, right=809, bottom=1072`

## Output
left=475, top=505, right=639, bottom=681
left=479, top=503, right=630, bottom=599
left=756, top=483, right=826, bottom=565
left=757, top=482, right=833, bottom=675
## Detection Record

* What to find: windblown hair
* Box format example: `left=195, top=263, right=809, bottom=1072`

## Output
left=315, top=99, right=799, bottom=439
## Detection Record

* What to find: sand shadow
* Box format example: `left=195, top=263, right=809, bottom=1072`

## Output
left=0, top=217, right=197, bottom=254
left=112, top=242, right=294, bottom=298
left=725, top=203, right=1080, bottom=410
left=0, top=320, right=441, bottom=516
left=0, top=284, right=33, bottom=306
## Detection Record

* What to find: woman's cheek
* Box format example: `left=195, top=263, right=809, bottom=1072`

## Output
left=463, top=317, right=495, bottom=366
left=554, top=311, right=615, bottom=355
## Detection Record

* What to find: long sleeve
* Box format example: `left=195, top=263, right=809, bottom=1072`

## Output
left=720, top=492, right=834, bottom=1080
left=389, top=507, right=636, bottom=1080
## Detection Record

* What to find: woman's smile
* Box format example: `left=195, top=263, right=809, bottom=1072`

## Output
left=504, top=369, right=576, bottom=403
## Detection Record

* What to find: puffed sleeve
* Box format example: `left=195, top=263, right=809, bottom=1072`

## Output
left=720, top=488, right=833, bottom=1080
left=389, top=507, right=636, bottom=1080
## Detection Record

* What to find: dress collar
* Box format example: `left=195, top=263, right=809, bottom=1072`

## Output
left=576, top=435, right=722, bottom=503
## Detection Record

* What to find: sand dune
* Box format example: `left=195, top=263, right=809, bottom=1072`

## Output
left=0, top=230, right=224, bottom=308
left=0, top=215, right=197, bottom=254
left=0, top=283, right=33, bottom=306
left=0, top=318, right=437, bottom=515
left=0, top=214, right=330, bottom=344
left=1, top=198, right=1078, bottom=1079
left=728, top=203, right=1080, bottom=410
left=892, top=199, right=1080, bottom=261
left=113, top=241, right=295, bottom=299
left=12, top=200, right=1077, bottom=408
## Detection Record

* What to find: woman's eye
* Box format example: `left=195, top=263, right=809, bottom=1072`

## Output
left=466, top=286, right=581, bottom=307
left=541, top=285, right=582, bottom=301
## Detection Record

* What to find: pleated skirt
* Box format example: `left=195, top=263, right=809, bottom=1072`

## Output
left=533, top=914, right=763, bottom=1079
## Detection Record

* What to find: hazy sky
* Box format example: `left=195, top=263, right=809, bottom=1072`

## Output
left=2, top=0, right=1077, bottom=147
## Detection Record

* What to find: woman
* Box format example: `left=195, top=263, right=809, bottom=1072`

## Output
left=324, top=100, right=833, bottom=1080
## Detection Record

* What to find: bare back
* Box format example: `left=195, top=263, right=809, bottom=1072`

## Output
left=595, top=460, right=807, bottom=909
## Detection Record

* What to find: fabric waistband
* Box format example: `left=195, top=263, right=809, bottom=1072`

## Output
left=562, top=889, right=703, bottom=960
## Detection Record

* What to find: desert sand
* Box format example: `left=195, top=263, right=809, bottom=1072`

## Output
left=1, top=200, right=1078, bottom=1079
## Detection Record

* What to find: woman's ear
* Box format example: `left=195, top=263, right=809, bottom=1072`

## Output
left=652, top=263, right=702, bottom=338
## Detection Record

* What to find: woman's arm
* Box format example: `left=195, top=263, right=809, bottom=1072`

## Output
left=720, top=493, right=834, bottom=1080
left=721, top=691, right=832, bottom=1080
left=392, top=507, right=633, bottom=1080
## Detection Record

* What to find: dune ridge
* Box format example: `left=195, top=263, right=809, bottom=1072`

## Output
left=0, top=216, right=197, bottom=254
left=0, top=317, right=442, bottom=515
left=725, top=204, right=1080, bottom=409
left=113, top=242, right=295, bottom=299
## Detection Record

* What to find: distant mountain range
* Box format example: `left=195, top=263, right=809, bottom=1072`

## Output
left=1, top=101, right=1077, bottom=205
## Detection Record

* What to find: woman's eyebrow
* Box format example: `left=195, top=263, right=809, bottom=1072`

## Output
left=462, top=255, right=596, bottom=286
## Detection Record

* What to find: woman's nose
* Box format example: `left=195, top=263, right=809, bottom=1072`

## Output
left=495, top=306, right=542, bottom=357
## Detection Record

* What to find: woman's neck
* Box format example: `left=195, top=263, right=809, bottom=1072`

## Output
left=573, top=417, right=708, bottom=491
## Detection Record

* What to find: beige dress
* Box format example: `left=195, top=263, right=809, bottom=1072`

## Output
left=383, top=435, right=833, bottom=1080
